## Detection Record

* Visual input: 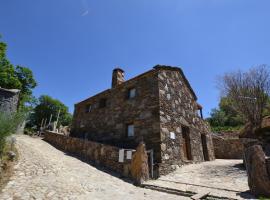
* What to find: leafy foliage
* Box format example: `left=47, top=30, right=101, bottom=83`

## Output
left=0, top=112, right=26, bottom=155
left=28, top=95, right=72, bottom=129
left=0, top=37, right=37, bottom=111
left=220, top=65, right=270, bottom=126
left=208, top=65, right=270, bottom=132
left=207, top=97, right=244, bottom=129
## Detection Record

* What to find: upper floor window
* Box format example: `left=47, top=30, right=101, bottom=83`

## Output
left=85, top=104, right=92, bottom=113
left=128, top=88, right=136, bottom=99
left=127, top=124, right=135, bottom=137
left=99, top=98, right=107, bottom=108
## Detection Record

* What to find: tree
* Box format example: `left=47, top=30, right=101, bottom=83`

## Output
left=207, top=97, right=244, bottom=130
left=220, top=65, right=270, bottom=127
left=0, top=36, right=37, bottom=110
left=29, top=95, right=72, bottom=129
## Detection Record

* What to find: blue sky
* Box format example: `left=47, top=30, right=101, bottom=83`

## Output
left=1, top=0, right=270, bottom=116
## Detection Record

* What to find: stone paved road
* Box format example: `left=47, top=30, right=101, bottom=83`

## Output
left=0, top=135, right=186, bottom=200
left=146, top=159, right=254, bottom=200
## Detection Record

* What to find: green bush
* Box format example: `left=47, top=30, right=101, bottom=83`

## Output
left=0, top=112, right=25, bottom=155
left=23, top=128, right=34, bottom=136
left=211, top=126, right=243, bottom=132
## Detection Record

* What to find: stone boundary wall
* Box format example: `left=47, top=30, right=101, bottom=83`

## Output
left=44, top=131, right=134, bottom=177
left=212, top=135, right=243, bottom=159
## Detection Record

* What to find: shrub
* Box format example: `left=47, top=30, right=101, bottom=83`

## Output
left=211, top=125, right=243, bottom=133
left=0, top=112, right=25, bottom=156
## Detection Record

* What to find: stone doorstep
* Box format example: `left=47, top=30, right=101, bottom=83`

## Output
left=142, top=183, right=235, bottom=200
left=191, top=192, right=210, bottom=200
left=142, top=180, right=242, bottom=200
left=141, top=184, right=195, bottom=197
left=157, top=179, right=243, bottom=193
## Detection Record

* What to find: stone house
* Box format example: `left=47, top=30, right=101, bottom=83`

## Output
left=0, top=87, right=20, bottom=114
left=71, top=65, right=215, bottom=177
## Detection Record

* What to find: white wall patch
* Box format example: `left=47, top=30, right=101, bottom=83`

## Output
left=170, top=132, right=176, bottom=139
left=126, top=151, right=132, bottom=159
left=119, top=149, right=124, bottom=163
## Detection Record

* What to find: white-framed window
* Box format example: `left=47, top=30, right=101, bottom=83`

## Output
left=127, top=124, right=135, bottom=137
left=85, top=104, right=92, bottom=113
left=128, top=88, right=136, bottom=99
left=99, top=98, right=107, bottom=108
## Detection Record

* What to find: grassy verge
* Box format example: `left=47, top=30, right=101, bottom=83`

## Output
left=0, top=140, right=18, bottom=190
left=0, top=112, right=25, bottom=190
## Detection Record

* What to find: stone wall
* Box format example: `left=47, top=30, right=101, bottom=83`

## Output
left=0, top=88, right=20, bottom=114
left=71, top=70, right=161, bottom=164
left=156, top=66, right=215, bottom=175
left=212, top=134, right=244, bottom=159
left=44, top=131, right=134, bottom=177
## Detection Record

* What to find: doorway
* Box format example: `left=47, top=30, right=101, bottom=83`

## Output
left=201, top=134, right=210, bottom=161
left=181, top=126, right=192, bottom=161
left=147, top=150, right=154, bottom=179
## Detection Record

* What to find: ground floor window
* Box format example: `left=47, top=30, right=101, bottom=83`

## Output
left=127, top=124, right=135, bottom=137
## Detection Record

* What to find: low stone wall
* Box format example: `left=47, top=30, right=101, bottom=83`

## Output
left=212, top=135, right=244, bottom=159
left=44, top=132, right=134, bottom=177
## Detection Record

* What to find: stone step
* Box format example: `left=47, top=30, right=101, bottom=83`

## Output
left=191, top=192, right=210, bottom=200
left=142, top=183, right=195, bottom=197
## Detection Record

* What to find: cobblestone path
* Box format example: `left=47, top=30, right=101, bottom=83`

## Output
left=0, top=135, right=185, bottom=200
left=146, top=159, right=254, bottom=199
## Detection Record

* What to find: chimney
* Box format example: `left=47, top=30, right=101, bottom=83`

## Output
left=112, top=68, right=125, bottom=88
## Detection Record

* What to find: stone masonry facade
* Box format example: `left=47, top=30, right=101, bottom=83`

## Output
left=157, top=66, right=215, bottom=174
left=71, top=65, right=215, bottom=177
left=0, top=87, right=20, bottom=114
left=44, top=131, right=134, bottom=178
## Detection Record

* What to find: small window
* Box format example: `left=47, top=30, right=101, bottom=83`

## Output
left=127, top=124, right=135, bottom=137
left=99, top=98, right=107, bottom=108
left=85, top=104, right=92, bottom=113
left=128, top=88, right=136, bottom=99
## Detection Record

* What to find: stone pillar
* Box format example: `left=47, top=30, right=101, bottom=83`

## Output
left=112, top=68, right=125, bottom=88
left=244, top=145, right=270, bottom=197
left=131, top=142, right=149, bottom=185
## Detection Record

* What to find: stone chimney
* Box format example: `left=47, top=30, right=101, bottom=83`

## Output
left=112, top=68, right=125, bottom=88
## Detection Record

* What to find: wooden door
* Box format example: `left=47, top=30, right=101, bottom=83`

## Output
left=182, top=126, right=192, bottom=160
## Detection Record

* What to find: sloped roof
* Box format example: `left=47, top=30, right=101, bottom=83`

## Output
left=77, top=65, right=198, bottom=105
